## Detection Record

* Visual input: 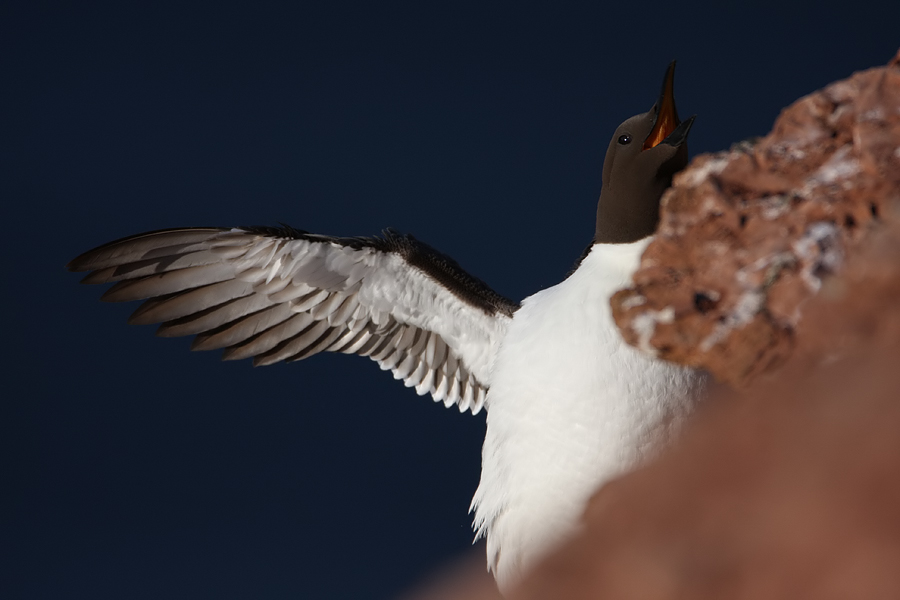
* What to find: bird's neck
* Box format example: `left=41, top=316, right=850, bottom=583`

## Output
left=594, top=188, right=661, bottom=244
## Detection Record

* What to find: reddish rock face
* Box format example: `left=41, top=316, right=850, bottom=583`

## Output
left=612, top=51, right=900, bottom=386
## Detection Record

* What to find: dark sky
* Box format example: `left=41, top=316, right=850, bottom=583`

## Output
left=3, top=2, right=897, bottom=598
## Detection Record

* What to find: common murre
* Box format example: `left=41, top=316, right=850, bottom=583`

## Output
left=67, top=62, right=704, bottom=593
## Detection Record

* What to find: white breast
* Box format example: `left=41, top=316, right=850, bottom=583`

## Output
left=470, top=239, right=703, bottom=592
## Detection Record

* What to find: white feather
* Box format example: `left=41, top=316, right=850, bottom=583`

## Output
left=471, top=240, right=704, bottom=592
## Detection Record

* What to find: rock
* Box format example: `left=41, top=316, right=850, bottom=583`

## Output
left=612, top=50, right=900, bottom=386
left=399, top=551, right=503, bottom=600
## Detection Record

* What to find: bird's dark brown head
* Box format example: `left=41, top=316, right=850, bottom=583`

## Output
left=594, top=61, right=695, bottom=244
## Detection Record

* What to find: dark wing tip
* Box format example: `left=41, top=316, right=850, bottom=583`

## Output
left=67, top=226, right=230, bottom=273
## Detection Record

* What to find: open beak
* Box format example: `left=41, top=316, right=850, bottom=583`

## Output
left=643, top=61, right=694, bottom=150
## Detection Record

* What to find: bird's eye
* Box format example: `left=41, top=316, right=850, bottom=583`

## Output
left=617, top=134, right=632, bottom=145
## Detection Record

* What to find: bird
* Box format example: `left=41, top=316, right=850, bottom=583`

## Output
left=67, top=62, right=704, bottom=594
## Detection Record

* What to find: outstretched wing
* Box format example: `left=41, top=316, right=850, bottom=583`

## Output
left=68, top=225, right=519, bottom=414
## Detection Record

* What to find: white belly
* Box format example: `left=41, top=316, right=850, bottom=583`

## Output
left=471, top=240, right=703, bottom=592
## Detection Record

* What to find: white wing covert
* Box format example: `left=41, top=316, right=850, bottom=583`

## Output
left=68, top=226, right=519, bottom=414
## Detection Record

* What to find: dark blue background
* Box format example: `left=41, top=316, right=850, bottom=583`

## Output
left=3, top=2, right=897, bottom=598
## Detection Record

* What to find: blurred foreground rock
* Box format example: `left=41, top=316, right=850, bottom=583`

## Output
left=403, top=51, right=900, bottom=600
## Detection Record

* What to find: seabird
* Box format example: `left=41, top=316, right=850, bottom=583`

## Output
left=68, top=62, right=703, bottom=593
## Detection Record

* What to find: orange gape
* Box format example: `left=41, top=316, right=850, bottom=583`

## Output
left=643, top=66, right=679, bottom=149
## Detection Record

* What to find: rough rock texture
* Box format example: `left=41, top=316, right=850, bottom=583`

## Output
left=612, top=49, right=900, bottom=386
left=403, top=51, right=900, bottom=600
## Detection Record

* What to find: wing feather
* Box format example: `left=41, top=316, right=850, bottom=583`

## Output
left=156, top=291, right=273, bottom=337
left=227, top=312, right=317, bottom=361
left=68, top=226, right=518, bottom=414
left=101, top=263, right=235, bottom=302
left=130, top=279, right=255, bottom=325
left=191, top=304, right=294, bottom=351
